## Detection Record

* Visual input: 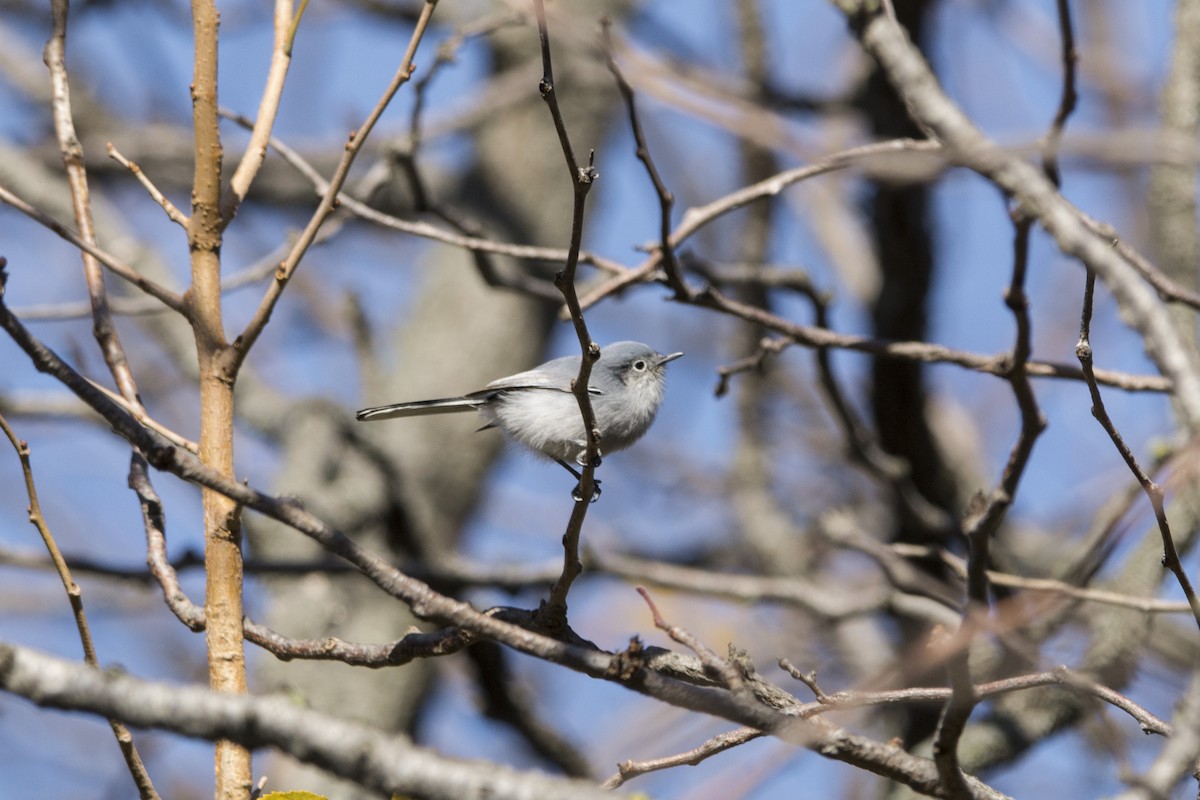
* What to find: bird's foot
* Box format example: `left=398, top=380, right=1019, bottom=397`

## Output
left=571, top=479, right=602, bottom=503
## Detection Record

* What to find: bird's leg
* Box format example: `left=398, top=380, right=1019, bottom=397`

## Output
left=556, top=459, right=601, bottom=503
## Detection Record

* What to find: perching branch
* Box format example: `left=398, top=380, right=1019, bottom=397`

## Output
left=531, top=0, right=602, bottom=629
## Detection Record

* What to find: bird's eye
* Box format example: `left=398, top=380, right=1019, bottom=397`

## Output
left=632, top=359, right=647, bottom=371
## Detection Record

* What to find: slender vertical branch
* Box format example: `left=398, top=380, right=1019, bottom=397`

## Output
left=933, top=0, right=1071, bottom=782
left=532, top=0, right=600, bottom=628
left=935, top=211, right=1046, bottom=798
left=534, top=1, right=581, bottom=185
left=45, top=0, right=145, bottom=410
left=187, top=1, right=251, bottom=797
left=1042, top=0, right=1078, bottom=187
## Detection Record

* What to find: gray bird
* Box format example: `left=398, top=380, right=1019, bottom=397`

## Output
left=356, top=341, right=682, bottom=498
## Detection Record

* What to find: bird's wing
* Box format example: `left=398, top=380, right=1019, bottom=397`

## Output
left=481, top=362, right=602, bottom=395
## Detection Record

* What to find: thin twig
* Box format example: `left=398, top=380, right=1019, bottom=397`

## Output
left=935, top=206, right=1047, bottom=800
left=45, top=0, right=149, bottom=413
left=600, top=18, right=690, bottom=300
left=637, top=586, right=744, bottom=691
left=11, top=236, right=309, bottom=321
left=107, top=143, right=187, bottom=226
left=793, top=666, right=1172, bottom=737
left=392, top=12, right=563, bottom=300
left=1076, top=272, right=1200, bottom=631
left=0, top=412, right=159, bottom=799
left=221, top=107, right=630, bottom=280
left=1078, top=211, right=1200, bottom=312
left=129, top=452, right=480, bottom=664
left=88, top=380, right=198, bottom=453
left=727, top=261, right=955, bottom=538
left=692, top=283, right=1168, bottom=392
left=1041, top=0, right=1078, bottom=187
left=941, top=551, right=1193, bottom=614
left=0, top=185, right=186, bottom=315
left=601, top=662, right=1169, bottom=791
left=778, top=658, right=831, bottom=702
left=603, top=726, right=763, bottom=789
left=576, top=137, right=942, bottom=309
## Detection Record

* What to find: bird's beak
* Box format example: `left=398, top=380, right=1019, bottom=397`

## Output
left=657, top=351, right=684, bottom=366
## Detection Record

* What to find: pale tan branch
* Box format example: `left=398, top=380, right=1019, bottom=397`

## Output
left=107, top=143, right=187, bottom=226
left=221, top=0, right=301, bottom=222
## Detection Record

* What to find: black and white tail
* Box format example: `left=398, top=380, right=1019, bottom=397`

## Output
left=356, top=396, right=483, bottom=421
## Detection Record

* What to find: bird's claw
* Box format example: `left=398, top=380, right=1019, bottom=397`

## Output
left=571, top=479, right=602, bottom=503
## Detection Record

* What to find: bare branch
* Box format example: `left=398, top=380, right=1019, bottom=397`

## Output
left=576, top=138, right=942, bottom=310
left=107, top=143, right=187, bottom=227
left=637, top=586, right=744, bottom=691
left=530, top=0, right=602, bottom=628
left=0, top=413, right=158, bottom=799
left=219, top=108, right=631, bottom=280
left=600, top=18, right=690, bottom=300
left=1076, top=271, right=1200, bottom=630
left=220, top=0, right=303, bottom=222
left=0, top=182, right=186, bottom=314
left=832, top=0, right=1200, bottom=430
left=0, top=641, right=620, bottom=800
left=603, top=727, right=762, bottom=789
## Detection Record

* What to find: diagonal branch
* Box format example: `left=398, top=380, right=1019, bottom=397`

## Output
left=230, top=0, right=438, bottom=373
left=0, top=182, right=186, bottom=314
left=1076, top=272, right=1200, bottom=630
left=600, top=20, right=690, bottom=300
